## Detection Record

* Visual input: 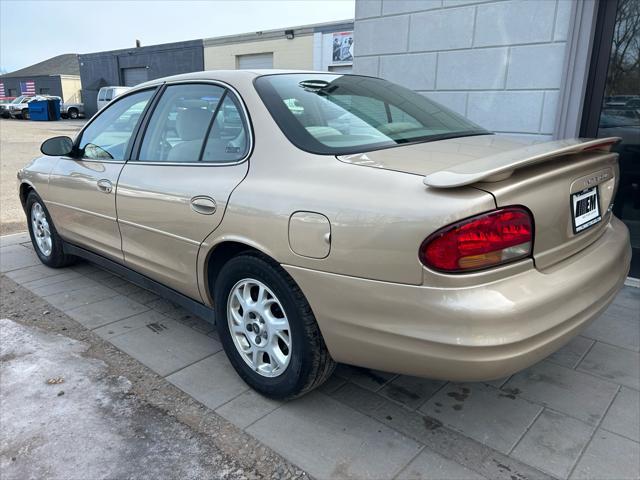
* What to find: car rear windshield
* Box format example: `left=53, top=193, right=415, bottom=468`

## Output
left=254, top=74, right=489, bottom=155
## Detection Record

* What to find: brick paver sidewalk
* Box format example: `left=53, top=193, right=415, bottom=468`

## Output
left=2, top=232, right=638, bottom=480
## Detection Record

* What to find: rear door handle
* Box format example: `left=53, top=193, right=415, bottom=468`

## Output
left=97, top=179, right=113, bottom=194
left=190, top=196, right=217, bottom=215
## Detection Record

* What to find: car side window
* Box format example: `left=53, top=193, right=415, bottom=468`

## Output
left=78, top=89, right=154, bottom=161
left=98, top=89, right=107, bottom=101
left=201, top=94, right=249, bottom=163
left=138, top=84, right=225, bottom=163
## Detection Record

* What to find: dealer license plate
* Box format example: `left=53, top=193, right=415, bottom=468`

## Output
left=571, top=186, right=601, bottom=234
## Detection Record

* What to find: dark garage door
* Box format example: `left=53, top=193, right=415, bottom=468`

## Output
left=123, top=67, right=149, bottom=87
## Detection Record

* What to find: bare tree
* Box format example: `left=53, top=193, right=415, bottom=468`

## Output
left=606, top=0, right=640, bottom=96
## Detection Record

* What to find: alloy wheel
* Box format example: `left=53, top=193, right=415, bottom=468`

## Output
left=227, top=278, right=291, bottom=377
left=31, top=202, right=52, bottom=256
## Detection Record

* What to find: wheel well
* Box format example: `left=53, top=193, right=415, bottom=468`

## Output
left=68, top=107, right=78, bottom=113
left=19, top=184, right=34, bottom=210
left=205, top=241, right=266, bottom=294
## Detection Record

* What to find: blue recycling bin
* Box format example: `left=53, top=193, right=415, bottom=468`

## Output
left=27, top=100, right=48, bottom=121
left=28, top=99, right=61, bottom=121
left=48, top=98, right=61, bottom=120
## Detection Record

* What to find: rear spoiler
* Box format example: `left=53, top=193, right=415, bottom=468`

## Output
left=423, top=137, right=620, bottom=188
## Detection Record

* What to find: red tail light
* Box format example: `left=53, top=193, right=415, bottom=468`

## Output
left=420, top=207, right=533, bottom=272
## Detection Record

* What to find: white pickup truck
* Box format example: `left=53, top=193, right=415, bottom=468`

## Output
left=6, top=95, right=35, bottom=119
left=2, top=95, right=84, bottom=119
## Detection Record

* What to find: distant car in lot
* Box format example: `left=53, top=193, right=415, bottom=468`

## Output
left=605, top=95, right=638, bottom=107
left=625, top=98, right=640, bottom=116
left=97, top=86, right=130, bottom=111
left=603, top=107, right=640, bottom=121
left=18, top=71, right=631, bottom=399
left=60, top=102, right=84, bottom=119
left=3, top=95, right=82, bottom=120
left=0, top=98, right=17, bottom=118
left=5, top=95, right=64, bottom=119
left=6, top=95, right=34, bottom=119
left=599, top=113, right=640, bottom=212
left=626, top=98, right=640, bottom=109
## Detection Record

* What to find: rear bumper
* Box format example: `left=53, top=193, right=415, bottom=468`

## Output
left=284, top=217, right=631, bottom=381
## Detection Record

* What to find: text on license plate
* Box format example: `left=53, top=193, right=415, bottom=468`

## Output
left=571, top=186, right=601, bottom=233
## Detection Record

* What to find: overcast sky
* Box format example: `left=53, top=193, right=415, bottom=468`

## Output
left=0, top=0, right=355, bottom=73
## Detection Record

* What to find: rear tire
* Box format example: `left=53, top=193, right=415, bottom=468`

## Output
left=214, top=253, right=335, bottom=399
left=21, top=108, right=29, bottom=120
left=26, top=192, right=77, bottom=268
left=68, top=108, right=79, bottom=119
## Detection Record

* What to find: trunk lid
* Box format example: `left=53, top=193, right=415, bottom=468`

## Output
left=338, top=135, right=621, bottom=270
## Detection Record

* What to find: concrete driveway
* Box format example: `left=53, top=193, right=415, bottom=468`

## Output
left=0, top=119, right=86, bottom=235
left=1, top=232, right=638, bottom=480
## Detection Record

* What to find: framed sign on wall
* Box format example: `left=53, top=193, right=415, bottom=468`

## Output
left=332, top=31, right=354, bottom=63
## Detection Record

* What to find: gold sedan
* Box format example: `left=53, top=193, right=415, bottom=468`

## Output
left=18, top=71, right=631, bottom=399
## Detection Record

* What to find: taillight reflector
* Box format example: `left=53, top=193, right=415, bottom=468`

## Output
left=420, top=207, right=533, bottom=272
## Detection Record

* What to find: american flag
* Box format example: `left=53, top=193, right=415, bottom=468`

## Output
left=20, top=80, right=35, bottom=95
left=0, top=82, right=4, bottom=97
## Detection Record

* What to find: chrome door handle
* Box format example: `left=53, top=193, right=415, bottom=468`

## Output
left=97, top=179, right=113, bottom=194
left=190, top=196, right=217, bottom=215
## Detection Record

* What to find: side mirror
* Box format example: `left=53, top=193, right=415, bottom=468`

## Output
left=40, top=136, right=74, bottom=157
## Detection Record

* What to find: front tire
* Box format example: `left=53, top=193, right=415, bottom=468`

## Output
left=68, top=108, right=79, bottom=119
left=214, top=253, right=335, bottom=399
left=26, top=192, right=76, bottom=268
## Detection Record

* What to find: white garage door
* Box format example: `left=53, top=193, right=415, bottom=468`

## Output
left=123, top=67, right=149, bottom=87
left=237, top=53, right=274, bottom=70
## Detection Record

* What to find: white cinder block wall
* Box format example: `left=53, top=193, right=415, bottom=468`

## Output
left=353, top=0, right=574, bottom=139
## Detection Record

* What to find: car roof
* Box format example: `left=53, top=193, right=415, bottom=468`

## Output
left=134, top=69, right=340, bottom=89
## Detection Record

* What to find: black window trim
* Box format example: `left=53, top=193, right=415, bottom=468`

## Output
left=197, top=89, right=228, bottom=162
left=129, top=80, right=254, bottom=167
left=69, top=86, right=161, bottom=164
left=579, top=0, right=619, bottom=137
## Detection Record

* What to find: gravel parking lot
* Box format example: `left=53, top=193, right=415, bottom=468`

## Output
left=0, top=119, right=86, bottom=235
